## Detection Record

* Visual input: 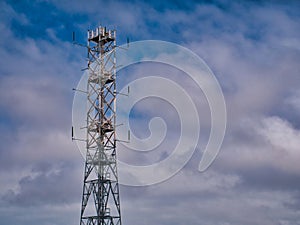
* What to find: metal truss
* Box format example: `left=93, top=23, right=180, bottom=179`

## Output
left=80, top=26, right=121, bottom=225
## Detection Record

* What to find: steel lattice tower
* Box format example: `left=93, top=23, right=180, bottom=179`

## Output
left=80, top=26, right=121, bottom=225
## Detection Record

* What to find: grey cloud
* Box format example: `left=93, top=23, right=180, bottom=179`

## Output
left=2, top=162, right=82, bottom=206
left=1, top=0, right=300, bottom=225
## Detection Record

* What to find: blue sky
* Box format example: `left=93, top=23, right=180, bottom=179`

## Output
left=0, top=0, right=300, bottom=224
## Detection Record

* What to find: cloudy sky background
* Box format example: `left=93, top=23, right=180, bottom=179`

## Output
left=0, top=0, right=300, bottom=224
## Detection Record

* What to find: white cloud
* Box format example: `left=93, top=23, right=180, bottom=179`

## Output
left=1, top=0, right=300, bottom=224
left=259, top=116, right=300, bottom=174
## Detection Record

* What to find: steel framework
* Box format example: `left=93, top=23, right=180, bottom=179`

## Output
left=80, top=26, right=121, bottom=225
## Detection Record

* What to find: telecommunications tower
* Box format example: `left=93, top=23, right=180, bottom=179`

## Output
left=79, top=26, right=121, bottom=225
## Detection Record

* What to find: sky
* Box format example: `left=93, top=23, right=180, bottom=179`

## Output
left=0, top=0, right=300, bottom=224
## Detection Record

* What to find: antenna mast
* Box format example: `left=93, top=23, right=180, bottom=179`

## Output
left=79, top=26, right=121, bottom=225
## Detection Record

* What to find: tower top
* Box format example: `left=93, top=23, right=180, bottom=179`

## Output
left=87, top=26, right=116, bottom=43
